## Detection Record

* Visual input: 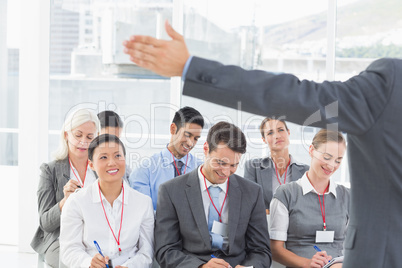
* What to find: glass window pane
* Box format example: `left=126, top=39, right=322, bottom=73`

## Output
left=0, top=0, right=19, bottom=167
left=183, top=0, right=332, bottom=177
left=335, top=0, right=401, bottom=80
left=49, top=0, right=176, bottom=165
left=0, top=133, right=18, bottom=166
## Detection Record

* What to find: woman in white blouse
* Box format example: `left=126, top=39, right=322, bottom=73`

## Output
left=269, top=129, right=349, bottom=268
left=31, top=108, right=100, bottom=268
left=60, top=134, right=154, bottom=268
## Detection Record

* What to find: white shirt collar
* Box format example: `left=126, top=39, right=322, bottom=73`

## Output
left=298, top=172, right=338, bottom=198
left=198, top=165, right=228, bottom=193
left=91, top=179, right=129, bottom=204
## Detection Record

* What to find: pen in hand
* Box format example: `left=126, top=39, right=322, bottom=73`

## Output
left=211, top=254, right=232, bottom=268
left=94, top=240, right=109, bottom=268
left=313, top=245, right=332, bottom=265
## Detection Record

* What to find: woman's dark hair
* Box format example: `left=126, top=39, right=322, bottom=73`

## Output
left=207, top=121, right=246, bottom=154
left=88, top=134, right=126, bottom=161
left=259, top=117, right=288, bottom=137
left=97, top=110, right=123, bottom=129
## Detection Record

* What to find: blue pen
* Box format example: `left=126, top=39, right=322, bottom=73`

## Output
left=314, top=245, right=333, bottom=265
left=210, top=254, right=232, bottom=268
left=94, top=241, right=109, bottom=268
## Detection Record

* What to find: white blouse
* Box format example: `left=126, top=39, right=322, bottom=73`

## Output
left=269, top=173, right=339, bottom=241
left=60, top=179, right=154, bottom=268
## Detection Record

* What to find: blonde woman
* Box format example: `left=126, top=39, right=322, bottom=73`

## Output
left=269, top=129, right=349, bottom=268
left=31, top=108, right=100, bottom=268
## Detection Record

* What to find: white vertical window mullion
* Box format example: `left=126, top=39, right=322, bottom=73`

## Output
left=326, top=0, right=337, bottom=81
left=169, top=0, right=184, bottom=118
left=18, top=0, right=49, bottom=253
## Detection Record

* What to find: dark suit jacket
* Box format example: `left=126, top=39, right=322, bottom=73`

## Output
left=155, top=169, right=272, bottom=268
left=31, top=158, right=70, bottom=254
left=183, top=57, right=402, bottom=267
left=243, top=157, right=309, bottom=209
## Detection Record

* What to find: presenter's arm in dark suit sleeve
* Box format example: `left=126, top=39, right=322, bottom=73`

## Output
left=37, top=163, right=62, bottom=233
left=155, top=183, right=205, bottom=268
left=183, top=57, right=394, bottom=135
left=242, top=186, right=272, bottom=268
left=243, top=159, right=258, bottom=183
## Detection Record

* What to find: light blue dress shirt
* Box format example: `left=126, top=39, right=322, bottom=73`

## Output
left=129, top=146, right=203, bottom=210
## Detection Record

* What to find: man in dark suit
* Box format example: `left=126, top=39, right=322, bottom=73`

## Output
left=124, top=21, right=402, bottom=268
left=155, top=121, right=271, bottom=268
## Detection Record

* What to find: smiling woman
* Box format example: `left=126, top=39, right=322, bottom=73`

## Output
left=59, top=134, right=154, bottom=268
left=269, top=129, right=349, bottom=268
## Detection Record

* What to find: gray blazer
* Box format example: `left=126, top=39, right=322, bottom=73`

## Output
left=183, top=57, right=402, bottom=267
left=31, top=158, right=70, bottom=254
left=243, top=157, right=309, bottom=209
left=155, top=169, right=272, bottom=268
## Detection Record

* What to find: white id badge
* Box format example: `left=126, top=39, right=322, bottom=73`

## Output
left=212, top=220, right=229, bottom=236
left=315, top=230, right=335, bottom=243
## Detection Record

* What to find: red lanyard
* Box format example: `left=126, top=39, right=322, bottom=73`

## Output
left=167, top=148, right=188, bottom=176
left=98, top=181, right=124, bottom=254
left=274, top=158, right=291, bottom=185
left=200, top=166, right=229, bottom=222
left=69, top=157, right=88, bottom=187
left=307, top=173, right=330, bottom=230
left=317, top=184, right=330, bottom=231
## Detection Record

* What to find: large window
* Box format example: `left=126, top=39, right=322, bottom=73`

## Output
left=0, top=0, right=19, bottom=166
left=4, top=0, right=402, bottom=249
left=182, top=0, right=335, bottom=180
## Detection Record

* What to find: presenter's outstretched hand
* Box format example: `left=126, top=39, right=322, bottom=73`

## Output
left=123, top=20, right=190, bottom=77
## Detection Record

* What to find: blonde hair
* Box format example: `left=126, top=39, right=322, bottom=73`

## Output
left=53, top=108, right=100, bottom=160
left=312, top=129, right=346, bottom=149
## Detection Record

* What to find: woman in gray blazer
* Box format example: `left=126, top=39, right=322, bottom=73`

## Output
left=243, top=117, right=309, bottom=214
left=30, top=108, right=100, bottom=268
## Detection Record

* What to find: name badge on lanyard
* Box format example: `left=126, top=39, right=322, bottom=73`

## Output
left=212, top=220, right=229, bottom=236
left=316, top=230, right=335, bottom=243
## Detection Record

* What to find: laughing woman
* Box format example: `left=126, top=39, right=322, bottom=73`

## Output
left=31, top=108, right=100, bottom=268
left=60, top=134, right=154, bottom=268
left=269, top=129, right=349, bottom=268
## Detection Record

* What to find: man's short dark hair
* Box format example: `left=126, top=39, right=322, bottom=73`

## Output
left=88, top=134, right=126, bottom=161
left=172, top=106, right=204, bottom=131
left=97, top=110, right=123, bottom=129
left=206, top=121, right=246, bottom=154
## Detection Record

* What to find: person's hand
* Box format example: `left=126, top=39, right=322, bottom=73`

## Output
left=90, top=253, right=109, bottom=268
left=115, top=266, right=127, bottom=268
left=123, top=20, right=190, bottom=77
left=199, top=257, right=233, bottom=268
left=235, top=265, right=245, bottom=268
left=303, top=251, right=332, bottom=268
left=59, top=179, right=81, bottom=210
